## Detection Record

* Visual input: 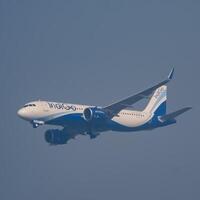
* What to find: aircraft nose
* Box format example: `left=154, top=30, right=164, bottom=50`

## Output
left=17, top=108, right=26, bottom=119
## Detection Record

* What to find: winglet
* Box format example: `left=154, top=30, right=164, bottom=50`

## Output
left=168, top=67, right=174, bottom=80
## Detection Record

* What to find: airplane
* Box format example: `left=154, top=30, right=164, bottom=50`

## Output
left=17, top=68, right=191, bottom=145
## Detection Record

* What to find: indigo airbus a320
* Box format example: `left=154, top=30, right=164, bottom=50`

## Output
left=17, top=68, right=191, bottom=145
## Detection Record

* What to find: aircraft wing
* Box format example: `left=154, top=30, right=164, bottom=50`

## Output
left=104, top=68, right=174, bottom=115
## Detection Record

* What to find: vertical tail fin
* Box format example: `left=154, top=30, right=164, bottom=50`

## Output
left=144, top=85, right=167, bottom=116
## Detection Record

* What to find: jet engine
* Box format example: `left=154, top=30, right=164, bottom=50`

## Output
left=45, top=129, right=71, bottom=145
left=83, top=107, right=108, bottom=122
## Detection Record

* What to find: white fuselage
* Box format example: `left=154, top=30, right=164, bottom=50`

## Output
left=17, top=100, right=152, bottom=130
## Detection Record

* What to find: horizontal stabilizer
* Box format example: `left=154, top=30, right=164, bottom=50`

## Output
left=159, top=107, right=192, bottom=122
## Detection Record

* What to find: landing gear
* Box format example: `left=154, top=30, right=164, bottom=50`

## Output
left=87, top=132, right=100, bottom=139
left=33, top=123, right=39, bottom=128
left=31, top=120, right=44, bottom=128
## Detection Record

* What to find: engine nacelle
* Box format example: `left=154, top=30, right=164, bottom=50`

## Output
left=83, top=107, right=108, bottom=122
left=45, top=129, right=68, bottom=145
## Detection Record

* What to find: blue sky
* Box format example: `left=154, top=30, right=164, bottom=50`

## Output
left=0, top=1, right=199, bottom=200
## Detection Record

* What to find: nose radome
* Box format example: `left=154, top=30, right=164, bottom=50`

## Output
left=17, top=108, right=26, bottom=118
left=17, top=108, right=22, bottom=116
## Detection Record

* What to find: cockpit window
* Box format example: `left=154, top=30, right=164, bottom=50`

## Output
left=23, top=104, right=36, bottom=107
